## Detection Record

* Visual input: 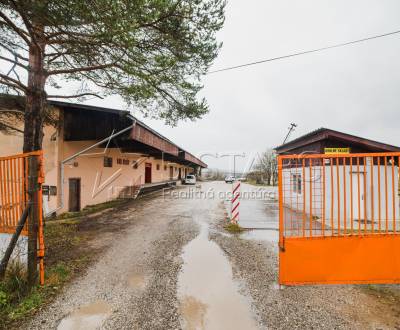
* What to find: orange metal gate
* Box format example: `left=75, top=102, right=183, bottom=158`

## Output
left=0, top=151, right=45, bottom=283
left=278, top=152, right=400, bottom=285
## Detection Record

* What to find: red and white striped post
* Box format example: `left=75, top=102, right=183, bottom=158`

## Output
left=231, top=181, right=241, bottom=224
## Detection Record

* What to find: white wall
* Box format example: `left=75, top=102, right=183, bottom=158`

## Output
left=282, top=161, right=400, bottom=234
left=0, top=234, right=27, bottom=268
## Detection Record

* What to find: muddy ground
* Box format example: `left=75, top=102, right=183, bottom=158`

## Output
left=24, top=182, right=400, bottom=329
left=211, top=224, right=400, bottom=329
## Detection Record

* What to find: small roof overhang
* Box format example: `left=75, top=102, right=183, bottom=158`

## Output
left=275, top=127, right=400, bottom=155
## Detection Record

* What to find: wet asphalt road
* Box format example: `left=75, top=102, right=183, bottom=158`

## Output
left=26, top=181, right=400, bottom=330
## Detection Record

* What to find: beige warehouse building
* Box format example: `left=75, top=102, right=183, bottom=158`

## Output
left=0, top=98, right=206, bottom=216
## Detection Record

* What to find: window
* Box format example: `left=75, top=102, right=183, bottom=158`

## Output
left=104, top=156, right=113, bottom=167
left=42, top=185, right=49, bottom=196
left=50, top=186, right=57, bottom=196
left=117, top=158, right=130, bottom=165
left=292, top=174, right=302, bottom=194
left=156, top=164, right=160, bottom=170
left=164, top=165, right=167, bottom=171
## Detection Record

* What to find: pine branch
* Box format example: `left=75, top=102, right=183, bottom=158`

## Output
left=0, top=43, right=29, bottom=61
left=8, top=0, right=38, bottom=46
left=0, top=55, right=28, bottom=70
left=47, top=93, right=104, bottom=99
left=0, top=74, right=28, bottom=91
left=0, top=12, right=30, bottom=45
left=46, top=62, right=116, bottom=76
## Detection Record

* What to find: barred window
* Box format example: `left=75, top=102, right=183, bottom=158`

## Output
left=104, top=157, right=113, bottom=167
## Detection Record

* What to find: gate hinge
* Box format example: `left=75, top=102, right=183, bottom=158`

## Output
left=279, top=237, right=285, bottom=252
left=37, top=250, right=44, bottom=258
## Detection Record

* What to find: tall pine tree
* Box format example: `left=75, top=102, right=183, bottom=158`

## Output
left=0, top=0, right=225, bottom=151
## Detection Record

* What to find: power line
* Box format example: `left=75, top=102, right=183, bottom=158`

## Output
left=207, top=29, right=400, bottom=74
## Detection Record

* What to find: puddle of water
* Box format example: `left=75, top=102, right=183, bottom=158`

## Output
left=128, top=273, right=145, bottom=289
left=178, top=223, right=258, bottom=330
left=57, top=300, right=111, bottom=330
left=240, top=229, right=278, bottom=242
left=180, top=295, right=208, bottom=330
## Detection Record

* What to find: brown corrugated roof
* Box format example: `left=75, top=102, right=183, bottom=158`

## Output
left=0, top=94, right=206, bottom=167
left=275, top=127, right=400, bottom=154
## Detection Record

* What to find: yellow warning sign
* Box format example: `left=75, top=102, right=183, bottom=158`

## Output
left=324, top=147, right=350, bottom=154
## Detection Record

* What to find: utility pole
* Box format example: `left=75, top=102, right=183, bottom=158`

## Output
left=283, top=123, right=297, bottom=144
left=219, top=153, right=246, bottom=178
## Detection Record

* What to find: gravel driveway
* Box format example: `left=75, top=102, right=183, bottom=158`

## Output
left=26, top=182, right=400, bottom=329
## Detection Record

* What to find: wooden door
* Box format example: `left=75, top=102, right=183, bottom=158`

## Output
left=145, top=163, right=152, bottom=183
left=68, top=178, right=81, bottom=212
left=169, top=166, right=174, bottom=180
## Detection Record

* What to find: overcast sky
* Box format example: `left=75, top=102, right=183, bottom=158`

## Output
left=95, top=0, right=400, bottom=173
left=69, top=1, right=400, bottom=171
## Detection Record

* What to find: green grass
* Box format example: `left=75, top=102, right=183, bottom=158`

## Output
left=224, top=222, right=245, bottom=233
left=0, top=260, right=74, bottom=328
left=0, top=198, right=125, bottom=328
left=53, top=199, right=127, bottom=221
left=363, top=284, right=400, bottom=302
left=0, top=219, right=94, bottom=328
left=7, top=290, right=43, bottom=321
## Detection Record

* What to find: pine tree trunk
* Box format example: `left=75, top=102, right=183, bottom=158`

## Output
left=23, top=26, right=46, bottom=288
left=23, top=34, right=46, bottom=153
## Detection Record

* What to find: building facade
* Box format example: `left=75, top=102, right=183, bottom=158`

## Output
left=0, top=99, right=207, bottom=216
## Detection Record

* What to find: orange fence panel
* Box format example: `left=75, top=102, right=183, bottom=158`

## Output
left=0, top=151, right=44, bottom=284
left=278, top=152, right=400, bottom=285
left=280, top=235, right=400, bottom=285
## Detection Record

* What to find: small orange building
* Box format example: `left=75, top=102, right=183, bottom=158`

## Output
left=0, top=99, right=206, bottom=216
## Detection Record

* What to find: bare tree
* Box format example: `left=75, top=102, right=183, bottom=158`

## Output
left=252, top=149, right=278, bottom=186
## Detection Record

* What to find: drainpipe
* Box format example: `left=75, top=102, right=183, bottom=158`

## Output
left=46, top=121, right=136, bottom=216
